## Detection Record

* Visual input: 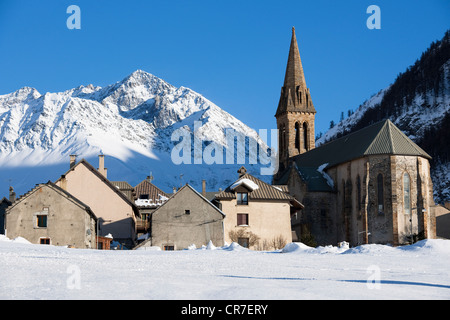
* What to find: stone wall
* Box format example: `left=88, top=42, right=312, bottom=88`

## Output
left=5, top=184, right=96, bottom=248
left=288, top=154, right=436, bottom=247
left=277, top=111, right=316, bottom=169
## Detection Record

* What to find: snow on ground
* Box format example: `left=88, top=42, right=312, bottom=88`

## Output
left=0, top=235, right=449, bottom=300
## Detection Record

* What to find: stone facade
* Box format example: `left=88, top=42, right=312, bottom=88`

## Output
left=276, top=27, right=316, bottom=171
left=148, top=184, right=225, bottom=250
left=5, top=183, right=97, bottom=248
left=284, top=154, right=436, bottom=247
left=277, top=111, right=316, bottom=169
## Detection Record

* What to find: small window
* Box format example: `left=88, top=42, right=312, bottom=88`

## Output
left=40, top=238, right=50, bottom=245
left=238, top=238, right=249, bottom=248
left=295, top=122, right=300, bottom=151
left=303, top=122, right=308, bottom=151
left=236, top=192, right=248, bottom=205
left=404, top=173, right=411, bottom=215
left=164, top=245, right=174, bottom=251
left=237, top=213, right=249, bottom=226
left=185, top=210, right=190, bottom=215
left=377, top=173, right=384, bottom=214
left=37, top=215, right=47, bottom=228
left=139, top=194, right=149, bottom=200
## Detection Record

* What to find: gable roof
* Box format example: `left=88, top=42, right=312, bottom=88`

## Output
left=153, top=183, right=226, bottom=217
left=292, top=119, right=431, bottom=170
left=110, top=181, right=135, bottom=201
left=215, top=172, right=304, bottom=208
left=134, top=179, right=168, bottom=201
left=55, top=159, right=139, bottom=217
left=7, top=181, right=97, bottom=220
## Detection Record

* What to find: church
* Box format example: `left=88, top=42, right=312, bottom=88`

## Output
left=273, top=28, right=437, bottom=246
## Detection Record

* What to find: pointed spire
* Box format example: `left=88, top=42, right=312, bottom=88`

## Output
left=276, top=27, right=316, bottom=116
left=283, top=27, right=307, bottom=89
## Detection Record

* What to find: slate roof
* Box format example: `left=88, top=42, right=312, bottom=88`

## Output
left=215, top=172, right=303, bottom=209
left=110, top=181, right=135, bottom=201
left=292, top=119, right=431, bottom=171
left=134, top=179, right=168, bottom=202
left=274, top=119, right=431, bottom=192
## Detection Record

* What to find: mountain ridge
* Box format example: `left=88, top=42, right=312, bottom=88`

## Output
left=0, top=70, right=272, bottom=196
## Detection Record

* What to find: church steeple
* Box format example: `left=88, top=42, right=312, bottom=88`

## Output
left=276, top=27, right=316, bottom=116
left=275, top=27, right=316, bottom=171
left=283, top=27, right=307, bottom=90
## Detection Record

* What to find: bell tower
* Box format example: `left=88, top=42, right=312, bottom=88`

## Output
left=276, top=27, right=316, bottom=170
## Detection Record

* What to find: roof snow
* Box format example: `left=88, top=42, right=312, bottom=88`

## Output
left=230, top=178, right=259, bottom=191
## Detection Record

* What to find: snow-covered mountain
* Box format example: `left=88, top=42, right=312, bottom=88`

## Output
left=0, top=70, right=272, bottom=196
left=318, top=30, right=450, bottom=204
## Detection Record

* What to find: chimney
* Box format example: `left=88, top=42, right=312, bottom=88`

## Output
left=97, top=155, right=107, bottom=178
left=172, top=187, right=177, bottom=194
left=202, top=180, right=206, bottom=197
left=9, top=186, right=16, bottom=203
left=237, top=166, right=247, bottom=178
left=60, top=175, right=67, bottom=191
left=70, top=155, right=77, bottom=169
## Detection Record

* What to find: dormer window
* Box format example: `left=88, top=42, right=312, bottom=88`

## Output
left=237, top=192, right=248, bottom=205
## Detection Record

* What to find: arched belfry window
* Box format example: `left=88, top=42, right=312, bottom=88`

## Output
left=403, top=172, right=411, bottom=215
left=295, top=122, right=300, bottom=151
left=377, top=173, right=384, bottom=214
left=303, top=122, right=308, bottom=151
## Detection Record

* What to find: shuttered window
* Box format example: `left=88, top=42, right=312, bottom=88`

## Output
left=237, top=213, right=249, bottom=226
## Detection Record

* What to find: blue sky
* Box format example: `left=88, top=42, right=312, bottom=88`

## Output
left=0, top=0, right=449, bottom=136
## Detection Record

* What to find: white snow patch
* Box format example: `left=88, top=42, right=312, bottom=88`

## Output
left=230, top=178, right=259, bottom=191
left=0, top=236, right=449, bottom=299
left=317, top=163, right=334, bottom=188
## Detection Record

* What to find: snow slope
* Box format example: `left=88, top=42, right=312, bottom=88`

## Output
left=0, top=236, right=449, bottom=300
left=0, top=70, right=272, bottom=196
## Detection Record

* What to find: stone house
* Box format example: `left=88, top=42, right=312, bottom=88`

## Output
left=136, top=183, right=225, bottom=250
left=273, top=27, right=436, bottom=246
left=215, top=167, right=303, bottom=250
left=4, top=182, right=97, bottom=248
left=54, top=155, right=139, bottom=248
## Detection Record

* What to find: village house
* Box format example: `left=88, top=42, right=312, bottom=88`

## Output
left=214, top=167, right=303, bottom=250
left=4, top=182, right=97, bottom=248
left=54, top=155, right=140, bottom=248
left=133, top=176, right=169, bottom=237
left=135, top=183, right=225, bottom=250
left=273, top=27, right=437, bottom=246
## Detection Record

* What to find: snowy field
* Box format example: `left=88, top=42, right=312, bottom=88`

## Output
left=1, top=235, right=450, bottom=300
